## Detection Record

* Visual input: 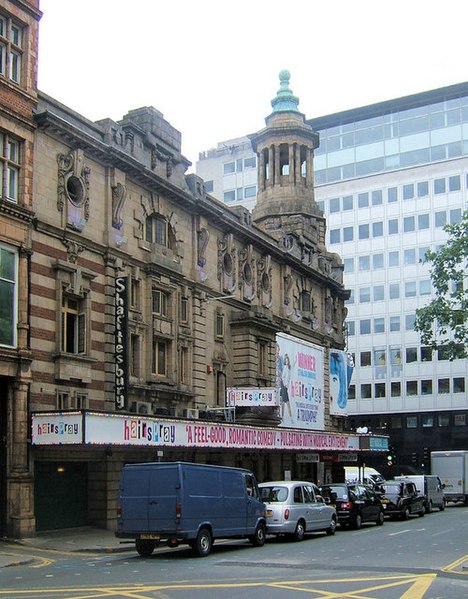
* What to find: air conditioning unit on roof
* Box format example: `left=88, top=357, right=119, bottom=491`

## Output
left=182, top=408, right=199, bottom=419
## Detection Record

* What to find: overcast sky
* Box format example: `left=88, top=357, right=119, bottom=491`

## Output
left=38, top=0, right=468, bottom=170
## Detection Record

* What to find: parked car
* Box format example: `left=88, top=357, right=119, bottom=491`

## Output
left=259, top=481, right=337, bottom=541
left=319, top=483, right=385, bottom=529
left=395, top=475, right=445, bottom=513
left=379, top=480, right=425, bottom=520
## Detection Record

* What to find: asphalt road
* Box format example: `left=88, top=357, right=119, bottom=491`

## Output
left=0, top=504, right=467, bottom=598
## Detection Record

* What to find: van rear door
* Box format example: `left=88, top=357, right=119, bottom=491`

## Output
left=147, top=463, right=180, bottom=533
left=119, top=466, right=151, bottom=532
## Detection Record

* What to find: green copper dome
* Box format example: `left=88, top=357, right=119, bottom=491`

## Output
left=271, top=70, right=300, bottom=113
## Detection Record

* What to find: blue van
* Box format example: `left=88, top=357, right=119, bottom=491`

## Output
left=116, top=461, right=266, bottom=557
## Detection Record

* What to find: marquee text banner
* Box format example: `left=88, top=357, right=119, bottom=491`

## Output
left=31, top=411, right=364, bottom=451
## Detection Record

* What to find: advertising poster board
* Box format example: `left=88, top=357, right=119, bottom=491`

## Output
left=329, top=349, right=354, bottom=416
left=276, top=332, right=324, bottom=430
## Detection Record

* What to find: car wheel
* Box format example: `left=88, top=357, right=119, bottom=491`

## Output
left=135, top=539, right=156, bottom=557
left=250, top=522, right=266, bottom=547
left=425, top=501, right=432, bottom=514
left=192, top=528, right=212, bottom=557
left=292, top=520, right=305, bottom=542
left=418, top=507, right=425, bottom=517
left=353, top=514, right=362, bottom=530
left=376, top=510, right=385, bottom=526
left=402, top=507, right=410, bottom=520
left=326, top=517, right=337, bottom=536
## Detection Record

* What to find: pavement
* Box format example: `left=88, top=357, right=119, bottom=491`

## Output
left=0, top=526, right=132, bottom=568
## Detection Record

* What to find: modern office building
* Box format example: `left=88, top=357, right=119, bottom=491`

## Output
left=196, top=80, right=468, bottom=473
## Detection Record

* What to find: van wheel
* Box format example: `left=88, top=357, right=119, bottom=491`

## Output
left=135, top=539, right=156, bottom=557
left=192, top=528, right=212, bottom=557
left=292, top=520, right=305, bottom=541
left=250, top=522, right=266, bottom=547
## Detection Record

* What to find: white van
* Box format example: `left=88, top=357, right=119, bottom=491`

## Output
left=395, top=475, right=445, bottom=512
left=344, top=466, right=385, bottom=487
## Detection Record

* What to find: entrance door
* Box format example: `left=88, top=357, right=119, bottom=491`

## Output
left=34, top=462, right=88, bottom=531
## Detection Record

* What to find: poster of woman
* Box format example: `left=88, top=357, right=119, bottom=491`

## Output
left=329, top=350, right=354, bottom=416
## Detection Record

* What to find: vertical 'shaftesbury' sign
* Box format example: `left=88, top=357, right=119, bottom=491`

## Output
left=115, top=276, right=128, bottom=410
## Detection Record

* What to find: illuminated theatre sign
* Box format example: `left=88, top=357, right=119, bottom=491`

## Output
left=29, top=411, right=386, bottom=453
left=115, top=276, right=128, bottom=410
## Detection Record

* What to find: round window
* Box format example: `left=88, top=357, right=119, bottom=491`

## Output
left=261, top=272, right=270, bottom=292
left=223, top=253, right=233, bottom=275
left=66, top=175, right=85, bottom=206
left=243, top=262, right=253, bottom=283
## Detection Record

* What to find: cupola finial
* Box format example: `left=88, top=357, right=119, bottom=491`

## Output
left=271, top=70, right=300, bottom=113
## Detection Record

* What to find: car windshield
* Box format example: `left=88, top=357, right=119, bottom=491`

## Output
left=260, top=486, right=288, bottom=502
left=382, top=483, right=402, bottom=493
left=320, top=486, right=349, bottom=501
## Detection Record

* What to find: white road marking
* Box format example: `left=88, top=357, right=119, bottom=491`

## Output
left=388, top=529, right=412, bottom=536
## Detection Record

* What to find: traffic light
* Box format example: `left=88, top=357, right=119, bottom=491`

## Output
left=387, top=454, right=393, bottom=467
left=423, top=447, right=430, bottom=462
left=387, top=445, right=395, bottom=467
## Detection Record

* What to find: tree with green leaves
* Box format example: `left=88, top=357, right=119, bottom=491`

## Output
left=415, top=213, right=468, bottom=360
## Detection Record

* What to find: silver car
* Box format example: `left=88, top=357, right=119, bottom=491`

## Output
left=259, top=480, right=337, bottom=541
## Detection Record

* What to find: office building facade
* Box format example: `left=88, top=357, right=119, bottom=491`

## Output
left=196, top=81, right=468, bottom=473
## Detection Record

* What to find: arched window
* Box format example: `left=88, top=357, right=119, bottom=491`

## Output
left=145, top=214, right=176, bottom=249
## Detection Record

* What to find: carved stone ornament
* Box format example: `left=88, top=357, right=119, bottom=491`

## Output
left=239, top=244, right=255, bottom=301
left=111, top=182, right=126, bottom=230
left=218, top=234, right=236, bottom=292
left=197, top=228, right=209, bottom=268
left=257, top=254, right=272, bottom=308
left=61, top=238, right=84, bottom=264
left=57, top=149, right=90, bottom=231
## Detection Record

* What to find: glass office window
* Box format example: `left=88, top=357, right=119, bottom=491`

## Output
left=388, top=187, right=398, bottom=202
left=342, top=195, right=353, bottom=210
left=403, top=184, right=414, bottom=200
left=344, top=258, right=354, bottom=272
left=417, top=181, right=429, bottom=197
left=438, top=414, right=450, bottom=427
left=372, top=222, right=383, bottom=237
left=329, top=197, right=340, bottom=212
left=374, top=317, right=385, bottom=333
left=405, top=281, right=416, bottom=297
left=406, top=414, right=418, bottom=427
left=359, top=255, right=370, bottom=270
left=373, top=253, right=384, bottom=269
left=390, top=316, right=400, bottom=331
left=373, top=285, right=384, bottom=301
left=418, top=213, right=429, bottom=229
left=330, top=229, right=340, bottom=244
left=453, top=377, right=465, bottom=393
left=448, top=175, right=461, bottom=191
left=359, top=319, right=371, bottom=334
left=438, top=378, right=450, bottom=394
left=359, top=287, right=371, bottom=303
left=419, top=247, right=430, bottom=262
left=404, top=216, right=415, bottom=232
left=419, top=280, right=431, bottom=295
left=358, top=192, right=369, bottom=207
left=406, top=347, right=417, bottom=363
left=388, top=219, right=399, bottom=234
left=404, top=249, right=416, bottom=265
left=391, top=383, right=401, bottom=398
left=420, top=346, right=433, bottom=361
left=450, top=208, right=462, bottom=224
left=434, top=178, right=446, bottom=194
left=435, top=211, right=446, bottom=227
left=359, top=224, right=370, bottom=239
left=372, top=190, right=383, bottom=205
left=360, top=384, right=372, bottom=399
left=421, top=380, right=433, bottom=395
left=343, top=226, right=354, bottom=242
left=406, top=381, right=418, bottom=396
left=346, top=321, right=355, bottom=336
left=388, top=251, right=399, bottom=267
left=389, top=283, right=400, bottom=299
left=422, top=415, right=434, bottom=428
left=375, top=383, right=386, bottom=398
left=406, top=314, right=416, bottom=330
left=360, top=351, right=371, bottom=367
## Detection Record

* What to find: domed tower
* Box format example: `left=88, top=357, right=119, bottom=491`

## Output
left=251, top=70, right=325, bottom=245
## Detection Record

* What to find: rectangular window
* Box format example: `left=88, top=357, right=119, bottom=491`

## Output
left=421, top=379, right=433, bottom=395
left=420, top=346, right=433, bottom=361
left=438, top=414, right=450, bottom=427
left=389, top=283, right=400, bottom=299
left=453, top=377, right=465, bottom=393
left=372, top=222, right=383, bottom=237
left=130, top=334, right=140, bottom=377
left=348, top=384, right=355, bottom=400
left=344, top=258, right=354, bottom=272
left=244, top=185, right=256, bottom=198
left=406, top=416, right=418, bottom=430
left=454, top=414, right=466, bottom=426
left=371, top=190, right=382, bottom=205
left=388, top=219, right=399, bottom=234
left=388, top=251, right=399, bottom=267
left=387, top=187, right=398, bottom=203
left=390, top=315, right=400, bottom=331
left=204, top=180, right=214, bottom=193
left=417, top=181, right=429, bottom=197
left=434, top=178, right=446, bottom=194
left=404, top=249, right=416, bottom=265
left=449, top=175, right=461, bottom=191
left=358, top=224, right=369, bottom=239
left=359, top=319, right=371, bottom=334
left=342, top=195, right=353, bottom=210
left=450, top=208, right=462, bottom=224
left=375, top=382, right=385, bottom=398
left=419, top=247, right=430, bottom=262
left=435, top=211, right=446, bottom=227
left=358, top=192, right=369, bottom=208
left=329, top=197, right=340, bottom=212
left=180, top=346, right=189, bottom=384
left=418, top=213, right=429, bottom=229
left=407, top=381, right=418, bottom=396
left=403, top=184, right=414, bottom=200
left=391, top=382, right=401, bottom=398
left=258, top=342, right=267, bottom=376
left=405, top=314, right=416, bottom=330
left=359, top=255, right=370, bottom=271
left=223, top=190, right=235, bottom=203
left=223, top=161, right=235, bottom=174
left=152, top=289, right=168, bottom=316
left=0, top=133, right=20, bottom=203
left=343, top=226, right=353, bottom=242
left=130, top=278, right=140, bottom=309
left=406, top=347, right=417, bottom=363
left=374, top=349, right=386, bottom=366
left=374, top=317, right=385, bottom=333
left=361, top=384, right=372, bottom=399
left=360, top=351, right=371, bottom=367
left=152, top=338, right=167, bottom=376
left=236, top=188, right=243, bottom=200
left=346, top=320, right=355, bottom=336
left=373, top=285, right=384, bottom=301
left=405, top=281, right=416, bottom=297
left=359, top=287, right=370, bottom=303
left=180, top=296, right=188, bottom=323
left=216, top=311, right=225, bottom=338
left=330, top=229, right=340, bottom=244
left=244, top=156, right=256, bottom=168
left=404, top=216, right=415, bottom=232
left=438, top=347, right=450, bottom=360
left=422, top=415, right=434, bottom=428
left=0, top=15, right=22, bottom=84
left=236, top=158, right=243, bottom=172
left=0, top=245, right=17, bottom=347
left=373, top=253, right=384, bottom=269
left=61, top=296, right=86, bottom=354
left=345, top=289, right=354, bottom=304
left=419, top=280, right=431, bottom=296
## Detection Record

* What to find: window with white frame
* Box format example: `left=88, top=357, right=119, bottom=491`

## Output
left=152, top=289, right=168, bottom=317
left=0, top=132, right=20, bottom=203
left=0, top=14, right=23, bottom=84
left=0, top=244, right=17, bottom=347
